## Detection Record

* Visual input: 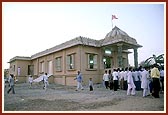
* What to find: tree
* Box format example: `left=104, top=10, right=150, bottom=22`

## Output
left=139, top=54, right=164, bottom=67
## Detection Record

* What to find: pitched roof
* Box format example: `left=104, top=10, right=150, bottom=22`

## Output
left=31, top=36, right=101, bottom=59
left=105, top=26, right=129, bottom=38
left=30, top=26, right=142, bottom=59
left=101, top=26, right=142, bottom=47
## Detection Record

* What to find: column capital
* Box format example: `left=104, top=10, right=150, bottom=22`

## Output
left=117, top=43, right=123, bottom=46
left=134, top=48, right=138, bottom=68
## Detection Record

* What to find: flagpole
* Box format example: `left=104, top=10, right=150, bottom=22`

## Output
left=112, top=15, right=118, bottom=29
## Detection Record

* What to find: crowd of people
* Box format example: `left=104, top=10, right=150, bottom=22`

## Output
left=101, top=64, right=164, bottom=98
left=6, top=64, right=164, bottom=99
left=73, top=63, right=164, bottom=99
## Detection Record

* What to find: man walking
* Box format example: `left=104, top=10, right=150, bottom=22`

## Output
left=7, top=74, right=15, bottom=94
left=127, top=67, right=136, bottom=96
left=103, top=70, right=109, bottom=89
left=74, top=71, right=84, bottom=91
left=141, top=67, right=150, bottom=97
left=151, top=64, right=160, bottom=98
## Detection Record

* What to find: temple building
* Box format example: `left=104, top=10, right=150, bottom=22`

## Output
left=8, top=26, right=142, bottom=85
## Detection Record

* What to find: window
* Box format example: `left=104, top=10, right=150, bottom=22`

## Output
left=105, top=49, right=112, bottom=55
left=48, top=61, right=53, bottom=75
left=55, top=57, right=62, bottom=71
left=40, top=61, right=45, bottom=73
left=105, top=50, right=111, bottom=55
left=13, top=65, right=15, bottom=72
left=17, top=67, right=20, bottom=76
left=67, top=54, right=75, bottom=70
left=87, top=54, right=97, bottom=69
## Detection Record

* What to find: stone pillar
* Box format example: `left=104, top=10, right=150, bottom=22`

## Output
left=117, top=43, right=123, bottom=68
left=134, top=48, right=138, bottom=68
left=36, top=58, right=39, bottom=75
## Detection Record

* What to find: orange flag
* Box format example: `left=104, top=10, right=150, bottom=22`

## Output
left=112, top=15, right=118, bottom=20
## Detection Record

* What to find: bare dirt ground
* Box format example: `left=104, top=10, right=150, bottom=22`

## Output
left=3, top=82, right=165, bottom=112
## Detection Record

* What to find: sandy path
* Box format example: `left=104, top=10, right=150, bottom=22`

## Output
left=3, top=83, right=165, bottom=112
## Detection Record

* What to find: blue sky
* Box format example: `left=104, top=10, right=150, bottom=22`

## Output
left=2, top=2, right=165, bottom=69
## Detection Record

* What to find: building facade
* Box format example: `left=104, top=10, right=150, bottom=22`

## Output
left=8, top=26, right=142, bottom=85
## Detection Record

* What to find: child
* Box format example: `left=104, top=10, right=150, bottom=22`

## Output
left=89, top=78, right=93, bottom=91
left=28, top=75, right=33, bottom=88
left=43, top=73, right=49, bottom=90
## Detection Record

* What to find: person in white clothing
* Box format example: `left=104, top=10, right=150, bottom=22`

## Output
left=103, top=70, right=109, bottom=89
left=89, top=78, right=93, bottom=91
left=127, top=67, right=136, bottom=96
left=137, top=67, right=142, bottom=90
left=74, top=71, right=84, bottom=91
left=8, top=75, right=12, bottom=84
left=123, top=67, right=128, bottom=90
left=117, top=68, right=121, bottom=89
left=119, top=68, right=124, bottom=90
left=108, top=70, right=113, bottom=90
left=7, top=74, right=15, bottom=94
left=112, top=69, right=119, bottom=91
left=141, top=67, right=150, bottom=97
left=132, top=68, right=141, bottom=91
left=43, top=73, right=49, bottom=90
left=28, top=75, right=33, bottom=88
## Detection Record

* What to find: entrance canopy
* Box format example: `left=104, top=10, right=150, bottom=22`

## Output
left=101, top=26, right=142, bottom=68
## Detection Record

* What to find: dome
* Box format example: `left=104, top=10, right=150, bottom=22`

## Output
left=101, top=26, right=142, bottom=47
left=105, top=26, right=129, bottom=38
